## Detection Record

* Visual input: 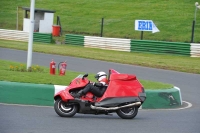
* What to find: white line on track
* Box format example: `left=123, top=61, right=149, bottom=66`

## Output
left=0, top=103, right=53, bottom=108
left=0, top=101, right=192, bottom=111
left=141, top=101, right=192, bottom=111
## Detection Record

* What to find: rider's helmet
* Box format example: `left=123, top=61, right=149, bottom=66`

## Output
left=95, top=71, right=107, bottom=82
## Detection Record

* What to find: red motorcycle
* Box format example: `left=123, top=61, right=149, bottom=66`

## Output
left=54, top=69, right=146, bottom=119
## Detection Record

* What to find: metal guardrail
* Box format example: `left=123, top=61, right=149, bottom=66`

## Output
left=0, top=29, right=52, bottom=43
left=191, top=43, right=200, bottom=57
left=0, top=31, right=199, bottom=57
left=33, top=32, right=52, bottom=43
left=0, top=29, right=28, bottom=42
left=84, top=36, right=131, bottom=52
left=65, top=34, right=84, bottom=46
left=131, top=40, right=191, bottom=56
left=64, top=34, right=200, bottom=57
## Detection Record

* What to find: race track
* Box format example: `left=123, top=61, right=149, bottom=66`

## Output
left=0, top=48, right=200, bottom=133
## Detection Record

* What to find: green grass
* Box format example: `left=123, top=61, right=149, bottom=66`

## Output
left=0, top=60, right=173, bottom=89
left=0, top=39, right=200, bottom=74
left=1, top=1, right=197, bottom=91
left=0, top=0, right=200, bottom=42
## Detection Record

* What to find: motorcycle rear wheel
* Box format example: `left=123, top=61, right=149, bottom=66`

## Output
left=116, top=106, right=138, bottom=119
left=54, top=98, right=78, bottom=117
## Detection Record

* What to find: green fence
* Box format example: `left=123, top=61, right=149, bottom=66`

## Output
left=131, top=40, right=190, bottom=56
left=65, top=34, right=84, bottom=46
left=33, top=32, right=52, bottom=43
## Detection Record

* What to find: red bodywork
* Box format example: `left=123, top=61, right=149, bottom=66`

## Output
left=54, top=69, right=144, bottom=103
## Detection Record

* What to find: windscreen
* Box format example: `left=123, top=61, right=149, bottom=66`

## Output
left=75, top=74, right=83, bottom=79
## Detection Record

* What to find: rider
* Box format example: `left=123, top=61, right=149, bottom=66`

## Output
left=73, top=71, right=109, bottom=98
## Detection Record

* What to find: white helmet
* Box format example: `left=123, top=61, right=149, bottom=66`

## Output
left=95, top=71, right=107, bottom=81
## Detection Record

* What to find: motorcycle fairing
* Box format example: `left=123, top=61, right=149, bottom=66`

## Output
left=69, top=77, right=90, bottom=90
left=94, top=97, right=141, bottom=107
left=81, top=92, right=96, bottom=102
left=97, top=71, right=144, bottom=102
left=54, top=88, right=74, bottom=102
left=54, top=75, right=90, bottom=101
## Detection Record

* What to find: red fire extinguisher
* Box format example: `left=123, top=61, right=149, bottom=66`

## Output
left=50, top=59, right=56, bottom=75
left=58, top=61, right=67, bottom=76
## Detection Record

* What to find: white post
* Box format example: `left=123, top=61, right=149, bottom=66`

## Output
left=27, top=0, right=35, bottom=70
left=16, top=6, right=18, bottom=30
left=194, top=3, right=198, bottom=22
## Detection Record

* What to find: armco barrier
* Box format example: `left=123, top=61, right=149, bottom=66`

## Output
left=190, top=43, right=200, bottom=57
left=84, top=36, right=131, bottom=52
left=65, top=34, right=84, bottom=46
left=0, top=29, right=52, bottom=43
left=0, top=81, right=182, bottom=109
left=131, top=40, right=191, bottom=56
left=64, top=34, right=200, bottom=57
left=33, top=32, right=52, bottom=43
left=0, top=29, right=29, bottom=42
left=0, top=30, right=199, bottom=57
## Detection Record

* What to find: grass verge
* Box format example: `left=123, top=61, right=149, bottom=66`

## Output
left=0, top=60, right=173, bottom=90
left=0, top=40, right=200, bottom=74
left=0, top=0, right=200, bottom=42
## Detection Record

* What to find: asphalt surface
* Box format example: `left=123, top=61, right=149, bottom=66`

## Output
left=0, top=48, right=200, bottom=133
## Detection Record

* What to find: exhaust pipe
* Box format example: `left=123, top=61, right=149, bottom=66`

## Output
left=90, top=102, right=141, bottom=111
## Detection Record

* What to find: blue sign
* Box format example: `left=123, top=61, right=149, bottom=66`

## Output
left=138, top=20, right=153, bottom=31
left=135, top=20, right=160, bottom=33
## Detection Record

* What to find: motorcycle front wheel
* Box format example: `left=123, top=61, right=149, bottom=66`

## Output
left=54, top=98, right=78, bottom=117
left=116, top=106, right=138, bottom=119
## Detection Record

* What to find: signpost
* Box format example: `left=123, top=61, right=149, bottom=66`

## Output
left=191, top=2, right=200, bottom=43
left=135, top=20, right=159, bottom=40
left=135, top=20, right=153, bottom=31
left=27, top=0, right=35, bottom=70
